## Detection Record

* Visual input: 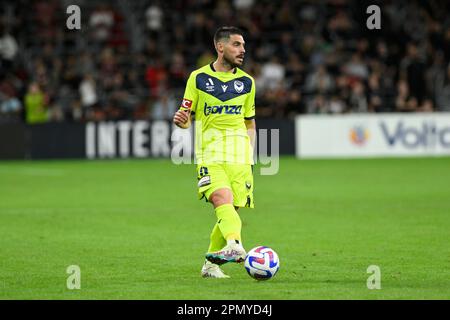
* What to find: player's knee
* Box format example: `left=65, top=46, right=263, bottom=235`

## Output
left=209, top=188, right=233, bottom=208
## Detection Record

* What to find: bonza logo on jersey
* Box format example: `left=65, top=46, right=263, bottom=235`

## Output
left=204, top=102, right=242, bottom=116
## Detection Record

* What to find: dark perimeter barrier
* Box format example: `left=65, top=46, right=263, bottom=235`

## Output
left=0, top=119, right=296, bottom=160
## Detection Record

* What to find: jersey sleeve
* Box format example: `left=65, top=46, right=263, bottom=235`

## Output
left=179, top=72, right=198, bottom=114
left=244, top=78, right=255, bottom=120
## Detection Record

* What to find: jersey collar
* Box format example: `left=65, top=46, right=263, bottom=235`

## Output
left=210, top=62, right=237, bottom=74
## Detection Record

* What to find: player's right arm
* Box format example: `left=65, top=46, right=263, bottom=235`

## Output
left=173, top=108, right=192, bottom=128
left=173, top=72, right=198, bottom=129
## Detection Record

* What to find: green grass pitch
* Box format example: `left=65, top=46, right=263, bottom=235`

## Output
left=0, top=157, right=449, bottom=299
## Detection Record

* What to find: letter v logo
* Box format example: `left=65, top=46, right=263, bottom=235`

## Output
left=380, top=121, right=403, bottom=146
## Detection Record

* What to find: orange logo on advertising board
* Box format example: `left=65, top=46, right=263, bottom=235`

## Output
left=350, top=126, right=370, bottom=146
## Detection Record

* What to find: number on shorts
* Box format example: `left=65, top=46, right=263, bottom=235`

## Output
left=199, top=166, right=209, bottom=177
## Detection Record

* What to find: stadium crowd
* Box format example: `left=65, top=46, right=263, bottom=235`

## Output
left=0, top=0, right=449, bottom=124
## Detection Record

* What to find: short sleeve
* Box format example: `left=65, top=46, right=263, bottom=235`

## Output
left=244, top=78, right=255, bottom=120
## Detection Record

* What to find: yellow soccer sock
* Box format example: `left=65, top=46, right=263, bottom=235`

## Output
left=215, top=203, right=242, bottom=242
left=207, top=222, right=227, bottom=253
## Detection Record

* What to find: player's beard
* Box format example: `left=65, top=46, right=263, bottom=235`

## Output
left=223, top=52, right=243, bottom=68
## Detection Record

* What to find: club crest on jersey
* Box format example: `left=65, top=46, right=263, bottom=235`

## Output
left=204, top=102, right=242, bottom=116
left=234, top=80, right=244, bottom=93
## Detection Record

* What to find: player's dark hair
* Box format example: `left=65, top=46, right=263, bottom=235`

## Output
left=214, top=26, right=244, bottom=44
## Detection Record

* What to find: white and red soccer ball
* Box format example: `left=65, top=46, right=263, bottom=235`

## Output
left=244, top=246, right=280, bottom=280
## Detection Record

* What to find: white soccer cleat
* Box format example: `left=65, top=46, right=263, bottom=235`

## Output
left=205, top=241, right=247, bottom=265
left=201, top=261, right=230, bottom=278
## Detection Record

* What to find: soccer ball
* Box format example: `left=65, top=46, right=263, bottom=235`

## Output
left=244, top=246, right=280, bottom=280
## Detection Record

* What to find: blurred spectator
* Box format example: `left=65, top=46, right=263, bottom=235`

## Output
left=0, top=0, right=449, bottom=124
left=76, top=53, right=96, bottom=78
left=145, top=3, right=163, bottom=33
left=54, top=85, right=75, bottom=121
left=326, top=9, right=355, bottom=42
left=25, top=83, right=48, bottom=124
left=33, top=0, right=60, bottom=43
left=109, top=72, right=136, bottom=118
left=0, top=80, right=22, bottom=122
left=328, top=95, right=346, bottom=114
left=197, top=50, right=215, bottom=69
left=89, top=4, right=115, bottom=44
left=285, top=54, right=305, bottom=89
left=419, top=98, right=434, bottom=112
left=348, top=82, right=368, bottom=113
left=307, top=95, right=327, bottom=114
left=344, top=53, right=369, bottom=81
left=169, top=52, right=188, bottom=91
left=70, top=100, right=83, bottom=122
left=444, top=28, right=450, bottom=62
left=233, top=0, right=254, bottom=10
left=79, top=74, right=98, bottom=108
left=284, top=90, right=304, bottom=117
left=0, top=30, right=18, bottom=71
left=305, top=65, right=335, bottom=95
left=435, top=64, right=450, bottom=111
left=258, top=57, right=285, bottom=91
left=395, top=80, right=418, bottom=112
left=400, top=42, right=427, bottom=103
left=426, top=51, right=445, bottom=102
left=151, top=94, right=177, bottom=120
left=98, top=48, right=118, bottom=95
left=367, top=73, right=384, bottom=112
left=145, top=57, right=168, bottom=99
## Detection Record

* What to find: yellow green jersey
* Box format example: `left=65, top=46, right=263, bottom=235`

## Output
left=179, top=63, right=256, bottom=165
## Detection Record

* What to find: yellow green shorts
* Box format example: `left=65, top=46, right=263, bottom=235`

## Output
left=197, top=163, right=254, bottom=208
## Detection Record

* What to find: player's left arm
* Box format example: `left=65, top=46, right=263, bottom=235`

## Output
left=245, top=119, right=256, bottom=150
left=244, top=77, right=256, bottom=149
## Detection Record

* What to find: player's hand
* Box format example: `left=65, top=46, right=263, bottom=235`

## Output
left=173, top=109, right=191, bottom=128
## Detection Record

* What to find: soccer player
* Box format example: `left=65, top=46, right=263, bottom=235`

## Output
left=173, top=26, right=256, bottom=278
